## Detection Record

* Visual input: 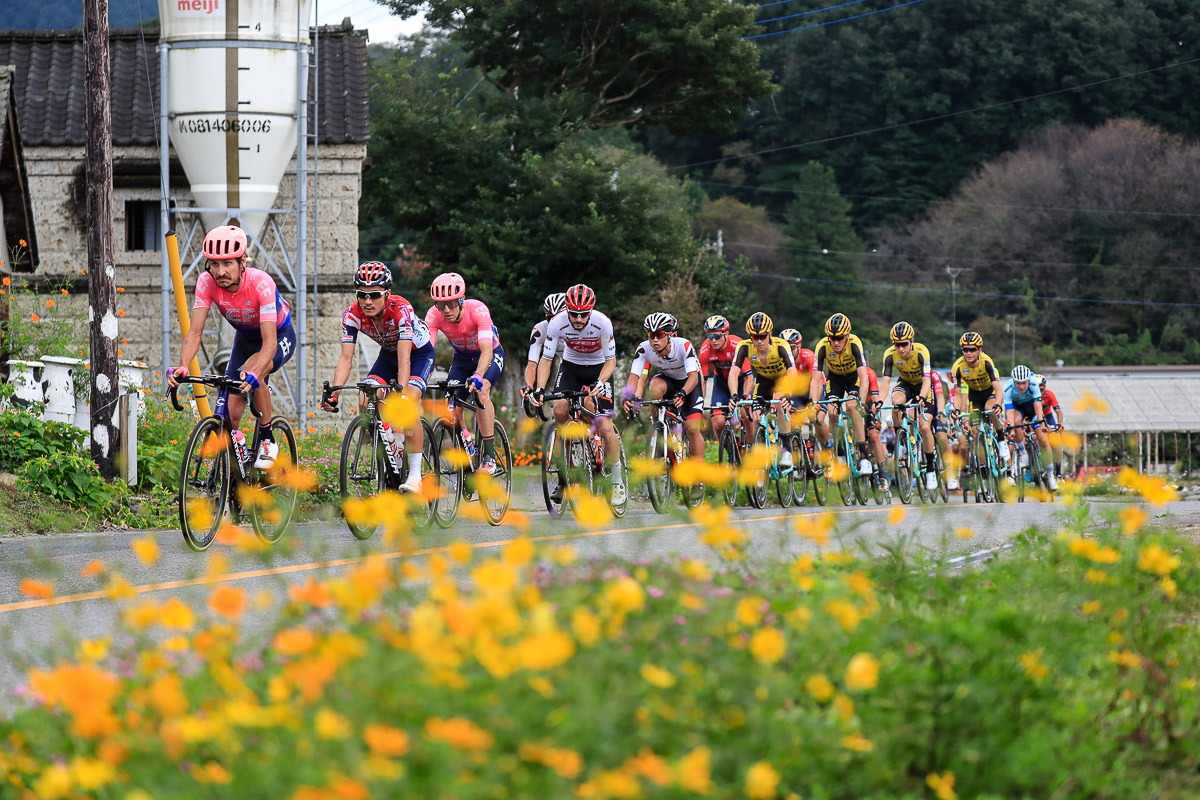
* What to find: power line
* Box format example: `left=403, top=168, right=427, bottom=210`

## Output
left=669, top=57, right=1200, bottom=170
left=746, top=271, right=1200, bottom=310
left=691, top=179, right=1200, bottom=219
left=746, top=0, right=931, bottom=39
left=756, top=0, right=873, bottom=25
left=725, top=241, right=1200, bottom=273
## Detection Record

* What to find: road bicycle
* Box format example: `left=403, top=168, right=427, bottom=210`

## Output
left=1006, top=419, right=1054, bottom=501
left=540, top=389, right=628, bottom=519
left=715, top=405, right=753, bottom=508
left=954, top=407, right=1004, bottom=503
left=321, top=380, right=438, bottom=537
left=637, top=397, right=705, bottom=512
left=729, top=397, right=802, bottom=509
left=171, top=375, right=298, bottom=551
left=789, top=404, right=828, bottom=507
left=428, top=379, right=512, bottom=527
left=888, top=400, right=946, bottom=504
left=816, top=396, right=872, bottom=506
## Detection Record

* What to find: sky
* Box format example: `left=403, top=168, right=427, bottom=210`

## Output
left=314, top=0, right=425, bottom=45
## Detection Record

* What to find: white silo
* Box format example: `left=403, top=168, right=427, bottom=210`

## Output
left=157, top=0, right=313, bottom=240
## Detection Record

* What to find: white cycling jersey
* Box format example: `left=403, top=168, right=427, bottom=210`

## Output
left=542, top=310, right=616, bottom=366
left=528, top=319, right=566, bottom=364
left=630, top=336, right=701, bottom=381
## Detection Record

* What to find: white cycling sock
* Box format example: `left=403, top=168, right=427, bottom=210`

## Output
left=408, top=452, right=422, bottom=477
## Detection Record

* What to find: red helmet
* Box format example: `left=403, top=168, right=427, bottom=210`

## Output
left=354, top=261, right=391, bottom=289
left=202, top=225, right=248, bottom=261
left=430, top=272, right=466, bottom=302
left=565, top=284, right=596, bottom=312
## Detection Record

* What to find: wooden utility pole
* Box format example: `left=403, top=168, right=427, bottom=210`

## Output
left=84, top=0, right=119, bottom=479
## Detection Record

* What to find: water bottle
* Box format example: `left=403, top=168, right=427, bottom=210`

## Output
left=231, top=429, right=251, bottom=468
left=460, top=428, right=477, bottom=460
left=380, top=423, right=402, bottom=470
left=591, top=432, right=604, bottom=470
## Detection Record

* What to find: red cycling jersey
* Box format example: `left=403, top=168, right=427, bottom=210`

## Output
left=1042, top=388, right=1060, bottom=410
left=865, top=367, right=880, bottom=396
left=698, top=335, right=745, bottom=379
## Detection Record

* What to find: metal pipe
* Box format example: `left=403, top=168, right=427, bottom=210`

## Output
left=159, top=42, right=171, bottom=376
left=295, top=29, right=310, bottom=419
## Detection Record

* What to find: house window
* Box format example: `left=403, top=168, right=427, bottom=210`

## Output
left=125, top=200, right=167, bottom=251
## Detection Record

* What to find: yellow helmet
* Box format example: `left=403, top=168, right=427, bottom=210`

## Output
left=745, top=312, right=773, bottom=336
left=959, top=331, right=984, bottom=348
left=824, top=313, right=852, bottom=337
left=889, top=321, right=915, bottom=342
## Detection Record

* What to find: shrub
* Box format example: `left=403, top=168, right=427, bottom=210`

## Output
left=0, top=409, right=85, bottom=473
left=16, top=453, right=116, bottom=509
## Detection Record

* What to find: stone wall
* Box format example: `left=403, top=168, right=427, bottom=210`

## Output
left=18, top=143, right=366, bottom=415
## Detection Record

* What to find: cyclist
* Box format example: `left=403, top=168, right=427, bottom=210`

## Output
left=167, top=225, right=294, bottom=468
left=424, top=272, right=506, bottom=475
left=1004, top=365, right=1057, bottom=490
left=862, top=365, right=892, bottom=492
left=1038, top=374, right=1066, bottom=480
left=950, top=332, right=1009, bottom=484
left=879, top=321, right=938, bottom=492
left=929, top=369, right=955, bottom=489
left=524, top=292, right=567, bottom=394
left=323, top=261, right=434, bottom=494
left=811, top=313, right=873, bottom=476
left=726, top=312, right=797, bottom=467
left=530, top=284, right=624, bottom=504
left=779, top=328, right=816, bottom=411
left=622, top=312, right=705, bottom=463
left=698, top=315, right=746, bottom=443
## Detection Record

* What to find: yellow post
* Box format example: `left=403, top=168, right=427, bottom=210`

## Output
left=165, top=231, right=213, bottom=417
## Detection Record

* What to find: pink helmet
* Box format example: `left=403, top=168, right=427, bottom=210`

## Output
left=202, top=225, right=248, bottom=261
left=430, top=272, right=466, bottom=302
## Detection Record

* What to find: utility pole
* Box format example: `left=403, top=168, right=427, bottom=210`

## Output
left=84, top=0, right=119, bottom=479
left=1005, top=313, right=1018, bottom=370
left=945, top=266, right=968, bottom=357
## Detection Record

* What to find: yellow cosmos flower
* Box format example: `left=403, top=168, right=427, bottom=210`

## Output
left=640, top=664, right=677, bottom=688
left=314, top=708, right=351, bottom=740
left=749, top=627, right=787, bottom=665
left=954, top=526, right=974, bottom=539
left=745, top=761, right=781, bottom=800
left=887, top=506, right=906, bottom=524
left=840, top=732, right=873, bottom=752
left=1020, top=649, right=1049, bottom=680
left=1118, top=505, right=1147, bottom=536
left=926, top=771, right=957, bottom=800
left=805, top=673, right=835, bottom=702
left=425, top=716, right=494, bottom=751
left=629, top=455, right=666, bottom=481
left=572, top=607, right=602, bottom=646
left=736, top=597, right=765, bottom=627
left=380, top=391, right=419, bottom=430
left=131, top=535, right=160, bottom=567
left=676, top=746, right=713, bottom=794
left=823, top=599, right=861, bottom=632
left=1072, top=390, right=1109, bottom=414
left=516, top=629, right=575, bottom=670
left=1108, top=649, right=1141, bottom=668
left=844, top=652, right=879, bottom=691
left=364, top=724, right=409, bottom=757
left=794, top=512, right=835, bottom=547
left=1137, top=543, right=1180, bottom=576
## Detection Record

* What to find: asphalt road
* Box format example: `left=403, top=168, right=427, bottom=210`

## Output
left=0, top=488, right=1195, bottom=711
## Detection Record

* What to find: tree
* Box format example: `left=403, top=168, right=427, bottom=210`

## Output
left=774, top=162, right=866, bottom=340
left=380, top=0, right=775, bottom=135
left=691, top=196, right=786, bottom=277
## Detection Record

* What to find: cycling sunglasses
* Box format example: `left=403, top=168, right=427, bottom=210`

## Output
left=961, top=346, right=980, bottom=353
left=356, top=290, right=386, bottom=301
left=829, top=334, right=847, bottom=343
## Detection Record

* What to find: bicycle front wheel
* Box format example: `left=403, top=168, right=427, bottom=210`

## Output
left=607, top=427, right=629, bottom=518
left=788, top=434, right=806, bottom=506
left=250, top=417, right=299, bottom=544
left=479, top=423, right=512, bottom=525
left=433, top=421, right=463, bottom=528
left=563, top=432, right=595, bottom=519
left=748, top=426, right=768, bottom=509
left=178, top=417, right=231, bottom=552
left=339, top=416, right=384, bottom=539
left=718, top=428, right=742, bottom=507
left=541, top=424, right=565, bottom=516
left=834, top=430, right=854, bottom=506
left=646, top=424, right=673, bottom=514
left=410, top=418, right=440, bottom=529
left=810, top=436, right=828, bottom=506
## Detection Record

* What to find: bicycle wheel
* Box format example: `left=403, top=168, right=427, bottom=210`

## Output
left=563, top=432, right=595, bottom=519
left=178, top=417, right=231, bottom=551
left=1014, top=445, right=1027, bottom=502
left=809, top=436, right=828, bottom=506
left=718, top=428, right=742, bottom=507
left=788, top=434, right=806, bottom=506
left=607, top=427, right=629, bottom=518
left=1029, top=443, right=1050, bottom=496
left=983, top=437, right=1002, bottom=503
left=892, top=430, right=913, bottom=504
left=933, top=446, right=949, bottom=503
left=681, top=434, right=706, bottom=510
left=340, top=416, right=385, bottom=540
left=409, top=418, right=439, bottom=529
left=249, top=417, right=299, bottom=544
left=646, top=423, right=673, bottom=514
left=748, top=426, right=769, bottom=509
left=433, top=421, right=463, bottom=528
left=478, top=423, right=512, bottom=525
left=541, top=424, right=566, bottom=516
left=846, top=432, right=869, bottom=505
left=834, top=429, right=854, bottom=506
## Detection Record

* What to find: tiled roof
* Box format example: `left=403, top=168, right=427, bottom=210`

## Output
left=0, top=24, right=369, bottom=147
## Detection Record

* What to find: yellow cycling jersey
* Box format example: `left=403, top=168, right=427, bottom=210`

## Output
left=734, top=336, right=795, bottom=380
left=814, top=334, right=866, bottom=377
left=951, top=352, right=1000, bottom=392
left=882, top=342, right=931, bottom=386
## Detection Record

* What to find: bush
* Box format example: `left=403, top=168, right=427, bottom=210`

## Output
left=16, top=453, right=116, bottom=509
left=0, top=409, right=85, bottom=473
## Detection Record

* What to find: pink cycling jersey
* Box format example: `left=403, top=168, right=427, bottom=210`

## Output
left=424, top=299, right=501, bottom=355
left=193, top=267, right=291, bottom=334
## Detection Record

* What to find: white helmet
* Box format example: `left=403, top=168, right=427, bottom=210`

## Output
left=1011, top=365, right=1032, bottom=382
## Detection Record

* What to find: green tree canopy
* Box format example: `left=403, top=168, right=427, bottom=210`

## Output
left=379, top=0, right=774, bottom=135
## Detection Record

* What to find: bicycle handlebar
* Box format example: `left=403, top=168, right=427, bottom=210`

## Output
left=169, top=374, right=262, bottom=419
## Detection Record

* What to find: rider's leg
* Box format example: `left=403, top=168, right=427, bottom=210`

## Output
left=684, top=418, right=704, bottom=460
left=552, top=399, right=569, bottom=425
left=476, top=379, right=497, bottom=459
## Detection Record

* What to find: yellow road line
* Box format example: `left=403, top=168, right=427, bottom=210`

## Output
left=0, top=502, right=977, bottom=616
